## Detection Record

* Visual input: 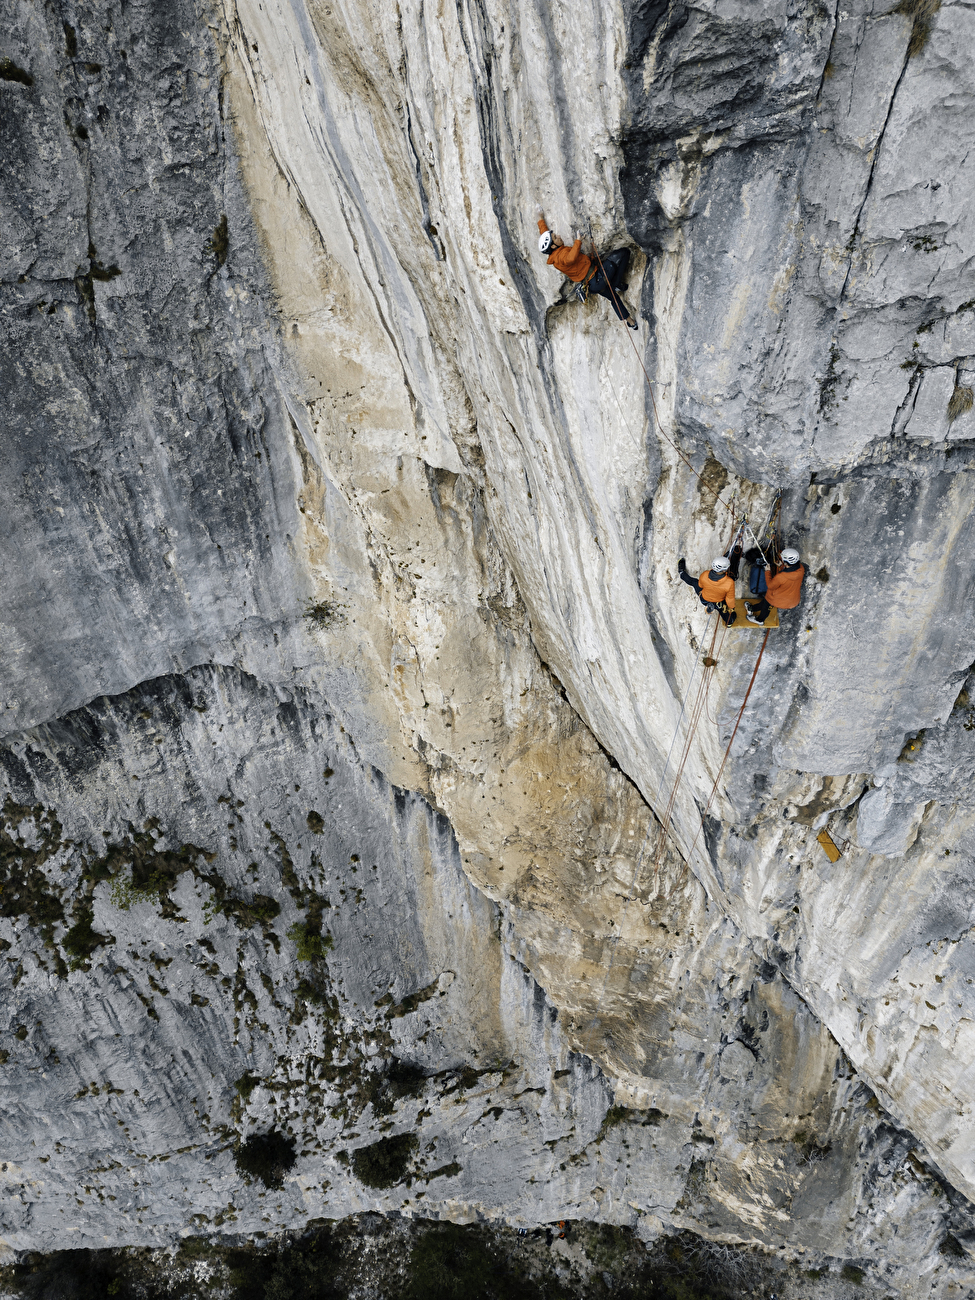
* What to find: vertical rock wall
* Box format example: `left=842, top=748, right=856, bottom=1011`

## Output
left=2, top=0, right=975, bottom=1288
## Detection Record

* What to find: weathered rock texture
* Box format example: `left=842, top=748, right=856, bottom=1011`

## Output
left=2, top=0, right=975, bottom=1291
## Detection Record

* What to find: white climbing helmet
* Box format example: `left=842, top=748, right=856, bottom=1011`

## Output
left=781, top=548, right=800, bottom=565
left=710, top=557, right=731, bottom=573
left=538, top=231, right=553, bottom=254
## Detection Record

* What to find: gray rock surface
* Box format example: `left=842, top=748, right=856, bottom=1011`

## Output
left=0, top=664, right=967, bottom=1295
left=2, top=0, right=975, bottom=1291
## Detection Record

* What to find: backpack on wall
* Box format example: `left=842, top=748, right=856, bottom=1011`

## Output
left=745, top=547, right=767, bottom=597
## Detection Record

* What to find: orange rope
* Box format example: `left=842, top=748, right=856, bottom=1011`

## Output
left=683, top=628, right=771, bottom=868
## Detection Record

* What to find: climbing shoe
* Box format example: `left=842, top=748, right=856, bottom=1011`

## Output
left=627, top=317, right=638, bottom=331
left=744, top=606, right=765, bottom=626
left=677, top=557, right=688, bottom=576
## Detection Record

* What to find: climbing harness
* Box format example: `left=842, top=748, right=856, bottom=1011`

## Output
left=573, top=266, right=596, bottom=305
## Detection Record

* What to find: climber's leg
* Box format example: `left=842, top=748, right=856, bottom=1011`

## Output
left=745, top=597, right=771, bottom=624
left=605, top=248, right=630, bottom=288
left=589, top=249, right=633, bottom=322
left=589, top=278, right=629, bottom=321
left=677, top=559, right=702, bottom=596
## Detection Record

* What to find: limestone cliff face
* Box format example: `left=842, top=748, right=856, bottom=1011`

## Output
left=2, top=0, right=975, bottom=1290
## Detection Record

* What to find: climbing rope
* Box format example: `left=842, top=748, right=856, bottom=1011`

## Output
left=650, top=609, right=732, bottom=876
left=653, top=616, right=721, bottom=856
left=573, top=231, right=783, bottom=1059
left=586, top=224, right=740, bottom=519
left=682, top=627, right=772, bottom=870
left=650, top=612, right=711, bottom=811
left=663, top=497, right=782, bottom=869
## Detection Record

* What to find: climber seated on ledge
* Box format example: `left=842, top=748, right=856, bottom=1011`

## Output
left=744, top=549, right=805, bottom=625
left=535, top=206, right=638, bottom=331
left=677, top=555, right=737, bottom=626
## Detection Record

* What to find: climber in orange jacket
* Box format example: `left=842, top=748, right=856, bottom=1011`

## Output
left=535, top=207, right=638, bottom=330
left=744, top=549, right=805, bottom=624
left=678, top=555, right=737, bottom=626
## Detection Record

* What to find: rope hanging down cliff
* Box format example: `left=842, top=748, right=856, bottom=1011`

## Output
left=536, top=208, right=760, bottom=522
left=538, top=218, right=812, bottom=1063
left=652, top=495, right=788, bottom=871
left=584, top=237, right=804, bottom=873
left=557, top=230, right=791, bottom=1063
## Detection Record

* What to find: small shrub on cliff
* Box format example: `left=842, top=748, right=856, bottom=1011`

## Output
left=0, top=59, right=33, bottom=86
left=401, top=1222, right=556, bottom=1300
left=234, top=1129, right=296, bottom=1188
left=62, top=905, right=114, bottom=969
left=223, top=892, right=281, bottom=929
left=234, top=1072, right=260, bottom=1104
left=287, top=920, right=332, bottom=961
left=303, top=600, right=345, bottom=630
left=948, top=384, right=974, bottom=423
left=0, top=1250, right=131, bottom=1300
left=893, top=0, right=940, bottom=57
left=940, top=1233, right=966, bottom=1257
left=351, top=1132, right=417, bottom=1188
left=362, top=1060, right=427, bottom=1115
left=207, top=214, right=229, bottom=266
left=262, top=1239, right=344, bottom=1300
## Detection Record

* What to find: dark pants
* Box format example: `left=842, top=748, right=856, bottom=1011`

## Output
left=589, top=248, right=631, bottom=321
left=679, top=568, right=735, bottom=625
left=746, top=596, right=771, bottom=622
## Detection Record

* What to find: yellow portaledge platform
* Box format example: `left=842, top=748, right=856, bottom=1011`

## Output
left=728, top=598, right=778, bottom=629
left=817, top=829, right=842, bottom=863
